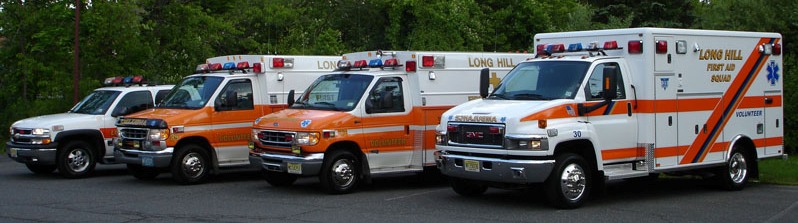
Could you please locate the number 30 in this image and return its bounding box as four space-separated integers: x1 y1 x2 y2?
573 131 582 138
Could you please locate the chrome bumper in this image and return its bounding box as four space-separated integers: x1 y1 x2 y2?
436 151 554 184
251 152 324 176
113 147 174 168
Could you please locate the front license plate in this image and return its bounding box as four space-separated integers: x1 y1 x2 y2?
141 156 154 167
464 160 480 172
287 162 302 174
9 148 18 158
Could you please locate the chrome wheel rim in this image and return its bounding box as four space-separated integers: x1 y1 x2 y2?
181 152 204 178
559 163 586 201
729 153 748 184
331 159 355 188
67 149 90 172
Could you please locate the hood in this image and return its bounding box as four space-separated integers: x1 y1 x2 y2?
443 99 553 122
122 108 211 127
253 109 355 131
11 113 102 129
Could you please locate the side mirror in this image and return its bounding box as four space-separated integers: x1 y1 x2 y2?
111 106 129 117
287 90 295 107
479 68 490 98
213 99 226 111
602 66 618 101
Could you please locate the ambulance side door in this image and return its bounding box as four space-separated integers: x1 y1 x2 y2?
211 78 258 166
361 76 414 170
584 60 639 163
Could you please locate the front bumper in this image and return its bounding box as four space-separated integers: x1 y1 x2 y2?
436 150 555 184
251 152 324 176
114 147 174 168
6 142 58 165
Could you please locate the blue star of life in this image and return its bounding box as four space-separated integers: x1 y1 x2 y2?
767 60 780 86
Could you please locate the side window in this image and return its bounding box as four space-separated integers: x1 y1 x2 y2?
366 77 404 114
215 79 254 111
584 62 626 101
154 90 170 105
112 91 154 117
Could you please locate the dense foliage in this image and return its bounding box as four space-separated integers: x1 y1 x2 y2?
0 0 795 153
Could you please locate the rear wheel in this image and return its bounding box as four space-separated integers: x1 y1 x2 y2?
171 144 210 185
26 163 56 174
262 171 298 187
127 164 159 180
545 153 591 209
449 177 487 197
719 148 751 191
57 140 96 178
319 150 359 194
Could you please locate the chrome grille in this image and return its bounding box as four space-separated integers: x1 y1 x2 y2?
447 123 504 148
257 130 295 148
10 128 42 144
120 128 148 140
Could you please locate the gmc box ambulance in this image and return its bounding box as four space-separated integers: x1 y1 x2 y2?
7 78 172 178
249 50 533 193
114 55 339 184
435 28 784 208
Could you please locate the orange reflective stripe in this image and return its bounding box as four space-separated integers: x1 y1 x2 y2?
601 147 645 160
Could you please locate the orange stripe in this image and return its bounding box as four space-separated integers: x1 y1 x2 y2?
601 147 644 160
100 127 118 138
681 38 772 164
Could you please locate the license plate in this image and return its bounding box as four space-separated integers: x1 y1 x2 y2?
141 156 154 167
464 160 480 172
287 162 302 174
9 148 18 158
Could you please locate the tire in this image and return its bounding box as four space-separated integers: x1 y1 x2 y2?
450 177 487 197
262 171 298 187
171 144 210 185
719 148 750 191
127 164 159 180
319 150 360 194
26 163 56 174
545 153 591 209
57 140 96 178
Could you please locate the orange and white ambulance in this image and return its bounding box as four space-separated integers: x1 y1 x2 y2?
435 28 785 208
249 50 532 193
114 55 339 184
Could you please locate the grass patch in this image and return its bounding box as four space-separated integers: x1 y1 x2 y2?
758 155 798 185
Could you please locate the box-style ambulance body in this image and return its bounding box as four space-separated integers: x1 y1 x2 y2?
249 51 532 193
435 28 784 208
114 55 339 184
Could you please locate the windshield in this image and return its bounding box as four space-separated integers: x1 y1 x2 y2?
70 90 121 115
490 61 590 100
292 74 374 111
158 76 224 109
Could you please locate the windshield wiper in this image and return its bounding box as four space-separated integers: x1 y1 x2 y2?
488 93 508 99
512 93 548 100
314 102 342 111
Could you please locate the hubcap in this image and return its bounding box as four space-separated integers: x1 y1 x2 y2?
729 153 748 184
67 149 90 172
330 159 354 188
181 153 205 178
559 163 586 201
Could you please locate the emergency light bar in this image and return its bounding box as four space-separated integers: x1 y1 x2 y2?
103 75 145 86
272 58 294 68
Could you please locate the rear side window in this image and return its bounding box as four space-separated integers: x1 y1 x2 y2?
112 91 154 117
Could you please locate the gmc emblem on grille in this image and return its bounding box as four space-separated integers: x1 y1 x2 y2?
465 131 484 139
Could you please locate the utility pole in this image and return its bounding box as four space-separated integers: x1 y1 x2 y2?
73 0 81 104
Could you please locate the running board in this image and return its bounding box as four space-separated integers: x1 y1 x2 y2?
604 162 651 180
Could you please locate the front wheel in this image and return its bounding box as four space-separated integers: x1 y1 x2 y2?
449 177 487 197
57 140 96 178
319 150 360 194
171 144 211 185
127 164 159 180
545 153 592 209
262 171 298 187
719 148 751 191
26 163 56 174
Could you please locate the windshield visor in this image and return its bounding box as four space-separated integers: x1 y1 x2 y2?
159 76 223 109
292 74 374 111
490 61 590 100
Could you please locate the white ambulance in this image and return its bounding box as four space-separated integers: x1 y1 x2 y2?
7 77 173 178
114 55 340 184
249 50 532 193
435 28 784 208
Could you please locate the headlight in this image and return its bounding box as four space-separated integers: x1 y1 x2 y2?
31 128 50 136
506 136 547 151
295 132 319 146
148 129 169 141
435 131 447 145
252 129 260 142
